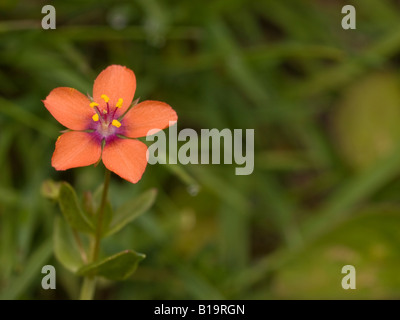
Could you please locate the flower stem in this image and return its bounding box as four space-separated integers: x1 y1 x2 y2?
79 168 111 300
80 276 96 300
92 168 111 262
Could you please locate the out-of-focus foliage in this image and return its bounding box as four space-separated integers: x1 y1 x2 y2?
2 0 400 299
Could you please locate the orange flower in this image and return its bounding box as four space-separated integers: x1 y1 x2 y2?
43 65 177 183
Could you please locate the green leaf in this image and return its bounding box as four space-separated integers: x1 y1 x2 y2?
54 216 85 273
77 250 145 281
104 189 157 237
58 182 95 233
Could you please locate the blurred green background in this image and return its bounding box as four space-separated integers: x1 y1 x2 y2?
2 0 400 299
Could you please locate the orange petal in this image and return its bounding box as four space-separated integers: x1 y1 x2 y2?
43 87 93 130
93 65 136 116
52 131 101 170
102 138 148 184
122 100 178 138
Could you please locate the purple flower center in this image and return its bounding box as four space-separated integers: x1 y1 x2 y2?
89 95 124 144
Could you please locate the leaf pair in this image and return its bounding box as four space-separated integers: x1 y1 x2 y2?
54 216 145 280
49 181 157 281
57 182 157 237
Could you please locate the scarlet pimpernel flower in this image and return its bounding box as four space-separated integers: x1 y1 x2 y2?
43 65 177 183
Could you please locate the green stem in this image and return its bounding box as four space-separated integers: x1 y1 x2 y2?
92 169 111 262
79 168 111 300
80 276 96 300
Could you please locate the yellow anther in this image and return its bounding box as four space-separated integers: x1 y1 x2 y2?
101 94 109 103
92 114 99 122
112 119 121 128
90 102 99 108
116 98 123 108
103 109 108 114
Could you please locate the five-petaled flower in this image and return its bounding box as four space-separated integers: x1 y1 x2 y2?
43 65 177 183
